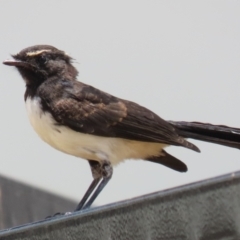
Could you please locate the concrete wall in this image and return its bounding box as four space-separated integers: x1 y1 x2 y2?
1 171 239 240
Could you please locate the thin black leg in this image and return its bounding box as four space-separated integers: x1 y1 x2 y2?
82 175 112 209
74 160 113 211
74 178 101 211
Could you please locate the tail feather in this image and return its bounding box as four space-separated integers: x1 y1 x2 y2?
169 121 240 150
146 150 188 172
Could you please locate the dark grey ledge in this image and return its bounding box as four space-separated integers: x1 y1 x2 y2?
1 171 240 240
0 175 77 230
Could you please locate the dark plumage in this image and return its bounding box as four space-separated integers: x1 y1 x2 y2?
3 45 240 212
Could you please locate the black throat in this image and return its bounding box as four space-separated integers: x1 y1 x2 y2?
23 64 78 101
22 70 47 100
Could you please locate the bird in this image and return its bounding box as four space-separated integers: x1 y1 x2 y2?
3 45 240 212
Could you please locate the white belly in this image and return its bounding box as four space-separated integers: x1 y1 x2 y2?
25 97 167 165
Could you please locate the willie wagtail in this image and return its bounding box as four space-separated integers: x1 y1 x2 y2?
3 45 240 211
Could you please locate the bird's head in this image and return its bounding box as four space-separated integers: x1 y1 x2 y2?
3 45 78 87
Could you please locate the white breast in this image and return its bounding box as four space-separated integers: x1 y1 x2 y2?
25 97 167 165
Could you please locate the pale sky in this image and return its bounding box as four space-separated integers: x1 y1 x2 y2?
1 1 240 207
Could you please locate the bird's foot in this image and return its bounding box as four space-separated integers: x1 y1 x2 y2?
45 211 72 219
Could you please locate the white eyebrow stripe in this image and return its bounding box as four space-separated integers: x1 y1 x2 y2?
26 49 52 56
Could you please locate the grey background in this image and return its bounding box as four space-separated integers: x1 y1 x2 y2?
0 1 240 207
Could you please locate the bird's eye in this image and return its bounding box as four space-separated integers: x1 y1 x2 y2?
38 55 48 65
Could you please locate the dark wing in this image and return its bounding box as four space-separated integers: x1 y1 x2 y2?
38 79 198 151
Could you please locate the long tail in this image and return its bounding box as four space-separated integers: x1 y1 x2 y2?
169 121 240 150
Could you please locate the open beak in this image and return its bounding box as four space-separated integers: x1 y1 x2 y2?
3 59 33 69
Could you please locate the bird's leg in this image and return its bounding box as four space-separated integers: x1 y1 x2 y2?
75 159 113 211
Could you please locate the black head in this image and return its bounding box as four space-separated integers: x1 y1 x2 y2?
3 45 78 87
